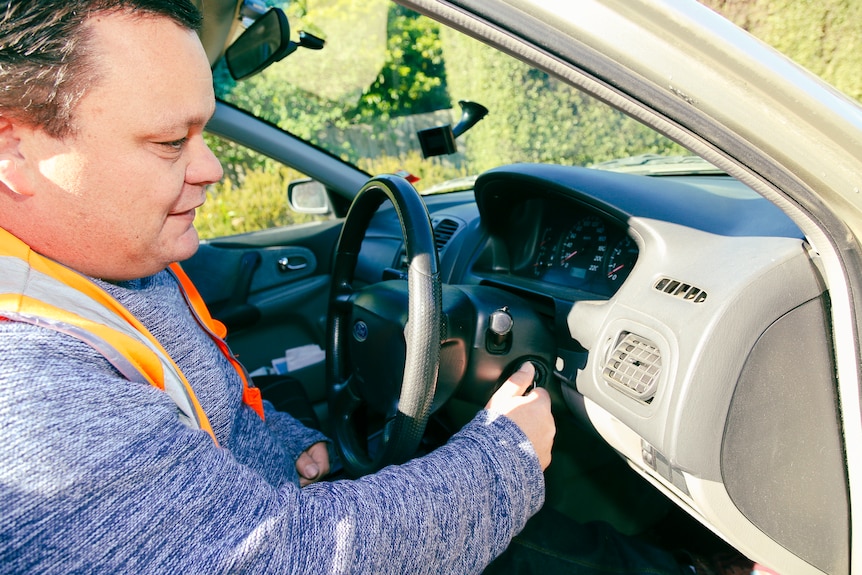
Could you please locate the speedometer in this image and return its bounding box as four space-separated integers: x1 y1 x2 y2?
557 215 607 282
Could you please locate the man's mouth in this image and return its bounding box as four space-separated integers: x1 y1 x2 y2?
168 207 197 221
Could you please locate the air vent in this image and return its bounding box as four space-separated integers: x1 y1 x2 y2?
393 218 461 274
654 277 707 303
433 218 460 251
602 332 661 402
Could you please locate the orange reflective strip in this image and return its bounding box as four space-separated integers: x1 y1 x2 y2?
169 263 265 421
0 228 219 444
0 294 166 390
0 228 158 351
169 262 228 339
243 385 265 419
28 254 151 337
3 294 219 444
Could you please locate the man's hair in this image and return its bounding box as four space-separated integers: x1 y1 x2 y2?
0 0 203 138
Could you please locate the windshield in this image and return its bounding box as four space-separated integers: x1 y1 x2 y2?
214 0 689 194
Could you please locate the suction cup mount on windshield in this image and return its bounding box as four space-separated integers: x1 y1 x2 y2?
417 100 489 158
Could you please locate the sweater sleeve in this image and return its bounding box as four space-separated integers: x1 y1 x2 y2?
291 410 545 574
262 399 330 461
0 325 544 575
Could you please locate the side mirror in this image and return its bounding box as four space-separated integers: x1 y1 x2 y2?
225 8 294 81
288 179 332 215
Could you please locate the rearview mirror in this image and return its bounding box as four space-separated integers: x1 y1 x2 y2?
225 8 295 81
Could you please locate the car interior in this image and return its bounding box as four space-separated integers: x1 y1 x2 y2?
185 1 853 573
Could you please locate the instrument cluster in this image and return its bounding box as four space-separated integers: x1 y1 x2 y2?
521 208 638 296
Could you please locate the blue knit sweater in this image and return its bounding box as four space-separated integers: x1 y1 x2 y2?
0 270 544 574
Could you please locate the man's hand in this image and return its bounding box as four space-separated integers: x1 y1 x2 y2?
485 362 555 470
296 441 331 487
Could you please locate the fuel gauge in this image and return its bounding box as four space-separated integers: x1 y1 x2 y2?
531 226 556 278
605 235 638 288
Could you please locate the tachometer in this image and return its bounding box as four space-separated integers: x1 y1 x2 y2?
558 215 607 282
605 235 638 287
531 226 555 278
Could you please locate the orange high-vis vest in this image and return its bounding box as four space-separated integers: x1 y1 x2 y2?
0 227 264 446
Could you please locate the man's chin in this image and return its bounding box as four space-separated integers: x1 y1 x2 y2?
171 231 201 263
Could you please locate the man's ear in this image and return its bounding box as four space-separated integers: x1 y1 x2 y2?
0 116 35 197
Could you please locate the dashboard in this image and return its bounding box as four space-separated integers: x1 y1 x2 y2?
355 162 844 574
366 162 807 305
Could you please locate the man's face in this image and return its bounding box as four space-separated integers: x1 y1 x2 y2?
14 12 223 281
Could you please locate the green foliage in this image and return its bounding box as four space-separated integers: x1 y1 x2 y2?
207 1 693 240
204 133 279 188
198 170 325 239
356 150 468 192
197 135 326 239
216 0 449 166
701 0 862 102
350 6 449 121
216 59 347 141
204 0 862 241
441 28 684 171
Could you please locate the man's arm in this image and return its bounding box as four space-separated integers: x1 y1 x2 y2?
1 325 546 575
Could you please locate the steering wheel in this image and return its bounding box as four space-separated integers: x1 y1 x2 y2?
327 175 442 477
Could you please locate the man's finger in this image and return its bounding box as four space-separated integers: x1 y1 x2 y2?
307 442 331 476
296 451 320 480
496 362 536 397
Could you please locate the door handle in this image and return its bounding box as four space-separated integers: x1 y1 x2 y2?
277 256 308 272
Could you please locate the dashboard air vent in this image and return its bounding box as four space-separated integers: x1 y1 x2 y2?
654 277 707 303
602 332 661 402
433 218 460 251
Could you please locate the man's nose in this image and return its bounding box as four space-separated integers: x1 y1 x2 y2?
187 135 224 186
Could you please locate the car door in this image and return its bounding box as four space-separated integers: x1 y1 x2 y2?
182 219 340 428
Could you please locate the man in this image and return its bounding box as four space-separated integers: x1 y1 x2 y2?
0 1 555 573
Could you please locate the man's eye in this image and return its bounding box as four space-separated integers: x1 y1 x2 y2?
161 138 187 150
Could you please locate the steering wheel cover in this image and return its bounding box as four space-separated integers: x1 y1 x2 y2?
327 175 441 476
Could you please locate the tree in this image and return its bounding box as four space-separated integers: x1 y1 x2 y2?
349 5 450 122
